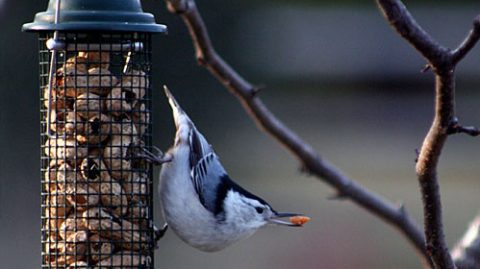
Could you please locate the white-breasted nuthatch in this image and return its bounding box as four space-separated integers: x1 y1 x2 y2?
144 87 309 252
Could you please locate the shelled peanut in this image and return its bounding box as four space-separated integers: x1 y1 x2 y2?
43 51 152 267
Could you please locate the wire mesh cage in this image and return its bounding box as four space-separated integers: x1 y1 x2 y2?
39 32 155 268
23 1 166 267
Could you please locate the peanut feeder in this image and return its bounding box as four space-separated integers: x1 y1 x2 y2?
23 0 166 267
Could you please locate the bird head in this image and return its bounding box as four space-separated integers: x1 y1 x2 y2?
222 190 307 234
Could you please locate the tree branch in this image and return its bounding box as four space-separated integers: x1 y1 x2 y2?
416 73 455 269
451 16 480 65
447 119 480 137
162 0 430 267
375 0 449 69
453 215 480 269
377 1 480 268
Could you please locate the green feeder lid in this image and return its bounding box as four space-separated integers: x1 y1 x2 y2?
22 0 167 33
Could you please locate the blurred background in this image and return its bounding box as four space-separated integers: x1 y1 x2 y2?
1 0 480 268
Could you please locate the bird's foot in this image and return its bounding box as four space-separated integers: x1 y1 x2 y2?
137 146 172 165
154 223 169 248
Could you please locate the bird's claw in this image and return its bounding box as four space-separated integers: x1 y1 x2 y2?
137 146 172 165
154 223 169 248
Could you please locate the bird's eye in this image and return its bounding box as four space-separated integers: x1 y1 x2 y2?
255 207 264 214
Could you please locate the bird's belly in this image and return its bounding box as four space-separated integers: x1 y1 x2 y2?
159 158 228 251
159 165 255 250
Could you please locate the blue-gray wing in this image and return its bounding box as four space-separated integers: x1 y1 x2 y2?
188 128 228 214
191 153 228 214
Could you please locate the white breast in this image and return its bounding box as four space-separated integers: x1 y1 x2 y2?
159 145 238 251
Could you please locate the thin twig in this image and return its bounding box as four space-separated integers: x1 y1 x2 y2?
451 16 480 65
452 215 480 269
377 1 480 268
375 0 449 69
447 120 480 137
162 0 429 267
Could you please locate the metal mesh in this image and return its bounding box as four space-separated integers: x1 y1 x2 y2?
39 32 154 268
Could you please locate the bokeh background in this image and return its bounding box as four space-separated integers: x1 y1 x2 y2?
1 0 480 268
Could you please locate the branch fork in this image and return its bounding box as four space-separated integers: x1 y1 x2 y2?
377 1 480 268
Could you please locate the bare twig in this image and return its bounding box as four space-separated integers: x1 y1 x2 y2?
375 0 449 69
447 119 480 137
162 0 430 267
377 1 480 268
451 16 480 65
453 215 480 269
450 126 480 136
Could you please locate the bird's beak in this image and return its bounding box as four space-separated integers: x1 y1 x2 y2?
268 212 310 227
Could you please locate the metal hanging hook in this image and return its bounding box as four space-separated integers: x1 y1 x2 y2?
46 0 64 138
123 33 142 74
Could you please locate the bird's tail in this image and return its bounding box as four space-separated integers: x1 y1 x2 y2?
163 85 212 156
163 86 192 140
164 85 182 114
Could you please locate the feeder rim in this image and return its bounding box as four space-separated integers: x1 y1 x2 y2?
22 22 168 33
